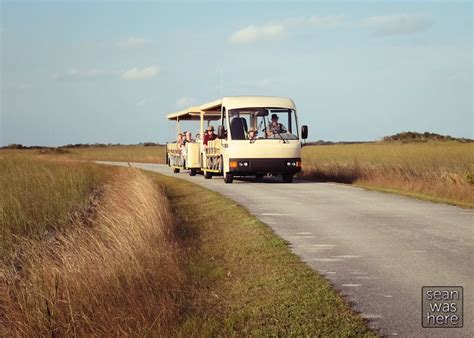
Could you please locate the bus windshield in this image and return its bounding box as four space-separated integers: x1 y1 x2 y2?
228 108 299 141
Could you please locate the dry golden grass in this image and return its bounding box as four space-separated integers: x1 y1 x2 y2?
0 145 165 164
0 155 105 254
0 153 374 335
1 167 185 336
63 145 165 163
300 142 474 207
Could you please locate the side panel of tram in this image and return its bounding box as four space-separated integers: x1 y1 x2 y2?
166 138 224 176
165 108 223 176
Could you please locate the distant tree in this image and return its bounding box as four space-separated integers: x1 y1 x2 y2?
143 142 159 147
5 144 24 149
383 131 471 143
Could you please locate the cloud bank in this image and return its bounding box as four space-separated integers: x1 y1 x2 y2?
362 14 433 36
229 15 344 44
121 66 160 80
229 24 285 44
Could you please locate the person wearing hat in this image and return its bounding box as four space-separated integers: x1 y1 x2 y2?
266 114 287 136
203 125 217 146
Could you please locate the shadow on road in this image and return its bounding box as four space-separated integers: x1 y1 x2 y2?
232 176 316 184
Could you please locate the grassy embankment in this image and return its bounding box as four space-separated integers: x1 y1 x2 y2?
0 154 374 336
154 173 373 336
301 142 474 208
0 156 105 254
1 156 184 335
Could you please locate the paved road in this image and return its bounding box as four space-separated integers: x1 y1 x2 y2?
100 162 473 337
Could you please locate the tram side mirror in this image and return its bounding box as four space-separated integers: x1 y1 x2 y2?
301 125 308 140
217 125 226 139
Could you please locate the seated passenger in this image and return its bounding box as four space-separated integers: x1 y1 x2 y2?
183 131 193 145
248 127 258 141
203 126 217 146
266 114 287 136
177 133 185 149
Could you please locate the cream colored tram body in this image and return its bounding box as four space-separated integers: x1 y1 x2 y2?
166 96 308 183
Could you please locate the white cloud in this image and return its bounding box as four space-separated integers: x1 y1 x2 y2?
285 15 345 28
229 24 285 44
229 15 344 44
53 68 105 81
362 14 433 36
176 97 196 107
117 37 151 48
121 66 160 80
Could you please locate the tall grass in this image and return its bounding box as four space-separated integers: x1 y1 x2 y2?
64 145 165 163
0 154 374 335
1 169 184 336
301 142 474 207
0 156 105 253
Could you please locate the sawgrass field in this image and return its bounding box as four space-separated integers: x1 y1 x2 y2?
65 145 165 163
0 139 470 334
300 141 473 208
0 152 374 336
16 139 471 207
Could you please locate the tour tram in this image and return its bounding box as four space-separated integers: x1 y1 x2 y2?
166 96 308 183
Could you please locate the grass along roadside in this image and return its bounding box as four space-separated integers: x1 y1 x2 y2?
301 142 474 208
0 156 107 255
152 172 375 336
1 153 374 335
1 168 185 336
4 140 470 207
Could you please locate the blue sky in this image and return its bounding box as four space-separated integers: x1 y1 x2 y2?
1 0 472 146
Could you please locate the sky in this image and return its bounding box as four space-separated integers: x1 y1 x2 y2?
0 0 472 146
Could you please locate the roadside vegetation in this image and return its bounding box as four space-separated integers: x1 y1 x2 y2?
0 155 105 254
2 132 471 208
155 173 374 336
1 158 184 336
301 141 474 208
1 153 374 336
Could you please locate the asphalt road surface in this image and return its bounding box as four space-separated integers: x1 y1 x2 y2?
100 162 473 337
